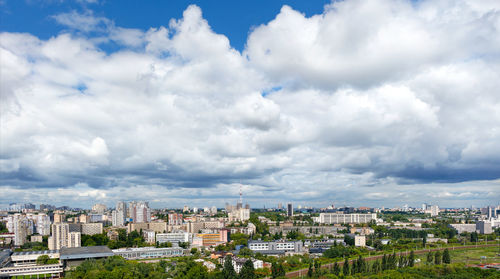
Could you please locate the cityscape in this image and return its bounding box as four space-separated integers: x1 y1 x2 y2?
1 0 500 278
0 196 499 278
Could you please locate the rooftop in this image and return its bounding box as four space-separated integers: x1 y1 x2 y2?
60 246 113 260
12 250 58 256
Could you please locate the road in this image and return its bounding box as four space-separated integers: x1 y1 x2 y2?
285 244 498 278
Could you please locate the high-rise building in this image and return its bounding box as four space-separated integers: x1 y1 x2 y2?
278 203 282 210
49 223 69 250
53 212 65 223
129 201 151 223
35 213 51 236
68 232 81 248
13 214 28 246
210 206 217 215
287 203 293 217
112 201 126 227
430 205 439 216
92 203 107 214
168 213 183 226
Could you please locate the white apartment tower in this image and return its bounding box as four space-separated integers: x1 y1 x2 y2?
48 223 69 250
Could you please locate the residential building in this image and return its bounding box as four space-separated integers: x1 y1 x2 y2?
354 235 366 247
168 213 183 226
232 257 264 273
142 230 156 244
287 203 293 217
48 223 69 250
112 201 126 227
34 214 51 236
92 204 107 214
68 232 81 248
81 223 103 235
128 201 151 223
13 214 29 246
228 208 250 222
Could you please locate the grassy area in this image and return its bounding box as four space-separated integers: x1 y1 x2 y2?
450 246 500 265
413 246 500 266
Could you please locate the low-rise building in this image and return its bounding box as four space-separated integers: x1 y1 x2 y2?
248 240 303 254
318 213 377 224
449 224 476 234
156 232 193 245
112 247 184 259
232 257 263 273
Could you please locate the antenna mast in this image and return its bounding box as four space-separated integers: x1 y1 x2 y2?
239 183 243 205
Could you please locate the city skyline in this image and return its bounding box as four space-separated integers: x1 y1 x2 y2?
1 0 500 209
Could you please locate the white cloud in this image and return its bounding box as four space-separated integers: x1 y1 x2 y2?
1 0 500 207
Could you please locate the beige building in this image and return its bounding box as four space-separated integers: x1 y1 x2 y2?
81 223 103 235
53 213 65 223
30 235 43 243
354 235 366 247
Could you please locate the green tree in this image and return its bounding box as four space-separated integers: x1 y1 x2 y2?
442 248 451 264
36 255 50 265
222 255 236 279
343 258 350 276
409 250 415 267
371 259 381 273
239 247 253 257
426 252 434 265
434 251 442 265
332 261 340 276
381 254 387 271
239 259 255 279
307 262 313 277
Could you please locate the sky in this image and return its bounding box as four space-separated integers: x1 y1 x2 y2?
0 0 499 209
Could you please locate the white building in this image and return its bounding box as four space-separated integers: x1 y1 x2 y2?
48 223 69 250
35 214 51 236
232 257 264 273
142 230 156 244
318 213 377 224
68 232 81 248
430 205 439 217
156 232 193 244
92 204 107 214
228 208 250 222
13 214 29 246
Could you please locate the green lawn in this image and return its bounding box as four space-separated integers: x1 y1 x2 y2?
414 246 500 266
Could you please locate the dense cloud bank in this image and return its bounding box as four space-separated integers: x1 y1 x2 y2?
1 0 499 207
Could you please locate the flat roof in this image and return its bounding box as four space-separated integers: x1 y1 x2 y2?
60 246 113 260
12 250 58 256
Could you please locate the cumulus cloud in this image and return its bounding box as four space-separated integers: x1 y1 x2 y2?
1 1 499 207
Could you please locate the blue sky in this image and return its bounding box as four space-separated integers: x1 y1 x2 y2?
1 0 329 51
0 0 499 209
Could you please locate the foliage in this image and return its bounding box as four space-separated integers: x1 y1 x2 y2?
442 248 451 264
222 255 236 279
21 241 48 251
240 259 256 279
0 222 8 233
65 255 221 279
36 255 58 265
82 233 109 247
